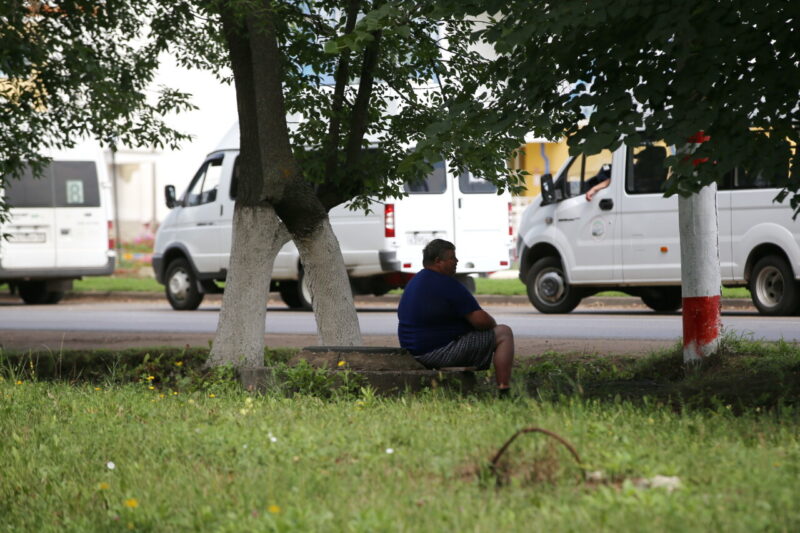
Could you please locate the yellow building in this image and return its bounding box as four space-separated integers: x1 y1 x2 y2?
512 136 572 198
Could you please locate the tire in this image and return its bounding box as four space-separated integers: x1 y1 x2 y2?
525 257 582 313
18 281 62 305
278 270 313 310
749 255 799 316
165 258 204 311
640 287 682 312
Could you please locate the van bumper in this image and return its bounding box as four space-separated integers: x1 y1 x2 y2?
379 250 401 271
0 257 116 280
152 254 164 283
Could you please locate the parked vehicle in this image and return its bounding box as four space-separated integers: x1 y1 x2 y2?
152 128 514 310
0 143 116 304
516 141 800 315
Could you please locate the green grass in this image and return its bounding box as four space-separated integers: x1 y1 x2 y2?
73 276 162 292
55 275 752 299
2 380 799 531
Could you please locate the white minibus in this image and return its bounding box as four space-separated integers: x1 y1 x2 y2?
516 141 800 315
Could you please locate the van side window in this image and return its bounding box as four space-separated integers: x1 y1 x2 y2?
184 157 224 206
53 162 100 207
626 144 670 194
733 168 777 189
556 151 613 199
403 160 446 194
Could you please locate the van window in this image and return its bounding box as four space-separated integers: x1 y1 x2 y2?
458 171 497 194
557 150 613 199
230 156 240 199
626 144 670 194
404 160 446 194
53 162 100 207
184 157 224 206
3 161 99 208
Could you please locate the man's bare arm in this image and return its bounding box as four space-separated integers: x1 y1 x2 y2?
465 309 497 331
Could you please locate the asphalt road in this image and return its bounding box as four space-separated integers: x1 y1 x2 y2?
1 295 797 354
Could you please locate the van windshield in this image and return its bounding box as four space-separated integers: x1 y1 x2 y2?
4 162 100 208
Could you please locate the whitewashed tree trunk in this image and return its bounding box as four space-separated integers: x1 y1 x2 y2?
678 183 722 363
294 218 362 345
207 204 289 368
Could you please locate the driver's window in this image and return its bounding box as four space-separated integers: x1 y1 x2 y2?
184 157 223 207
557 150 613 199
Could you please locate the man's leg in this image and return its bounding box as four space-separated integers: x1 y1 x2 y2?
492 324 514 389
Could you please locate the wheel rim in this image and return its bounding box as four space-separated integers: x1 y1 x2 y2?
755 265 784 308
168 269 191 302
535 268 566 304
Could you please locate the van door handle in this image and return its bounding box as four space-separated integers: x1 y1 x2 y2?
599 198 614 211
458 198 462 208
196 222 214 226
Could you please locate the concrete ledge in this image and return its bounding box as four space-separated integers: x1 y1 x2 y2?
240 345 481 395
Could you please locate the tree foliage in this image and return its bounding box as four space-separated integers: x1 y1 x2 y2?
443 0 800 215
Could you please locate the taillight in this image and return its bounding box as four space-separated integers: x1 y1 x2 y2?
107 220 115 250
508 202 513 236
384 204 395 238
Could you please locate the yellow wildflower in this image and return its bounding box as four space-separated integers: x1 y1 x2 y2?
173 391 179 395
98 482 110 490
268 504 281 514
94 387 102 391
148 386 155 391
15 380 23 385
209 393 216 398
175 361 183 367
124 498 139 508
146 376 155 381
337 360 346 367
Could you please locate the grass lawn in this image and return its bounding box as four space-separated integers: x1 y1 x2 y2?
2 379 799 531
67 275 752 299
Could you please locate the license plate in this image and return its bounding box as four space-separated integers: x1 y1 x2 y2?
406 231 443 246
8 232 46 243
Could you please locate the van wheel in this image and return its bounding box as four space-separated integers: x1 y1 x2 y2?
165 258 204 311
278 272 313 311
749 255 799 316
525 257 582 313
640 287 682 312
18 281 63 305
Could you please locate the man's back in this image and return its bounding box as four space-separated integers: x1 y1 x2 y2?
397 269 479 355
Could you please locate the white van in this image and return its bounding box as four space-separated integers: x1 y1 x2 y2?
516 141 800 316
152 130 514 310
1 144 116 304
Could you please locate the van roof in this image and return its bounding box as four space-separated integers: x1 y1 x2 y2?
213 116 304 153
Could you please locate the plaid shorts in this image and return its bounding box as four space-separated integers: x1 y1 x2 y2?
414 329 496 370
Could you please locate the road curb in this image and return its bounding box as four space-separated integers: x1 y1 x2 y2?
19 290 756 311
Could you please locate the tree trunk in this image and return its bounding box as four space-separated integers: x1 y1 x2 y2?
207 204 289 368
294 218 363 346
679 183 722 363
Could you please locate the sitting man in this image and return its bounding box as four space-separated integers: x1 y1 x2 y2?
397 239 514 394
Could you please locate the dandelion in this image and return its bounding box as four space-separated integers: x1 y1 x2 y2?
15 380 23 385
337 360 346 367
146 376 155 381
124 498 139 509
148 386 155 391
267 504 281 514
98 482 110 490
106 461 116 470
175 361 183 367
385 448 395 454
172 391 179 395
159 394 165 399
94 387 102 391
209 393 216 398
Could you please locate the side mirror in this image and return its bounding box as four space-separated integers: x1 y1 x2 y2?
165 185 177 209
540 173 556 205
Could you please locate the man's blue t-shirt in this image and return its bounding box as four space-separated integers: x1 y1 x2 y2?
397 269 481 355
